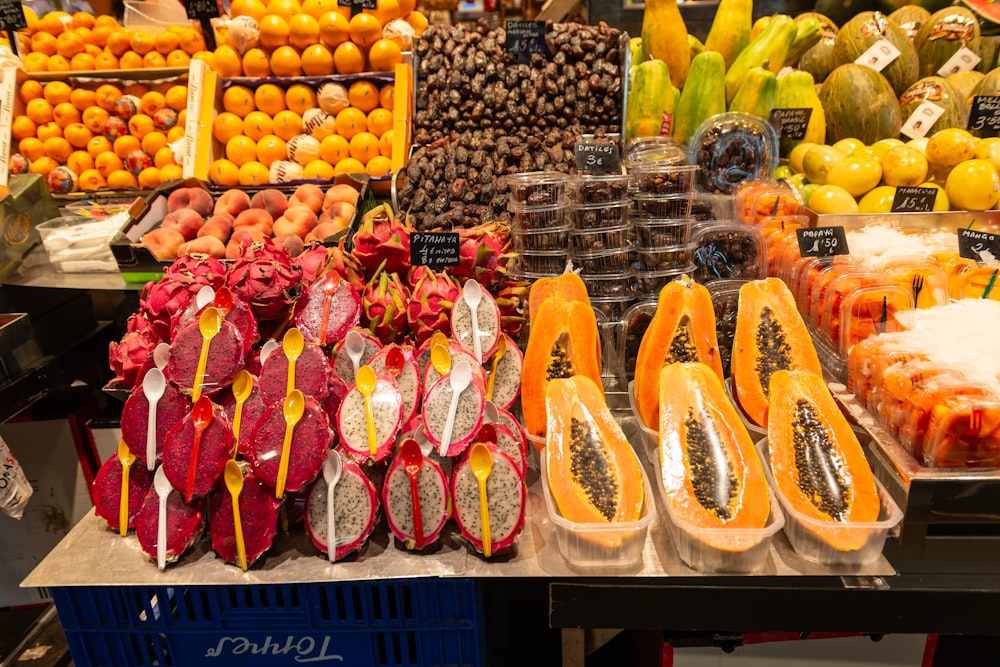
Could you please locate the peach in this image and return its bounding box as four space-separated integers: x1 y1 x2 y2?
226 227 268 259
160 208 204 240
323 201 357 225
288 183 324 213
198 213 234 242
167 186 214 216
273 205 318 239
143 227 186 261
322 183 360 210
249 188 288 219
305 220 347 244
273 233 305 257
178 235 226 259
214 188 251 217
233 208 274 229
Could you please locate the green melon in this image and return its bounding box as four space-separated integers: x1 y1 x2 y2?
797 13 839 84
819 63 902 143
899 76 969 133
833 11 920 95
977 36 1000 75
816 0 878 28
888 5 932 41
948 69 985 102
878 0 955 13
972 66 1000 96
915 7 981 78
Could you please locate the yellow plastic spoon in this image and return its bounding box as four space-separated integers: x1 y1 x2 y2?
191 307 221 403
283 327 304 399
275 389 305 498
469 442 493 558
430 341 451 377
485 335 507 402
356 365 379 458
230 371 253 459
224 459 248 572
117 440 135 538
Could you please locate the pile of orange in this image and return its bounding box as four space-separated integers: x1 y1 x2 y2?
211 0 425 77
11 78 189 191
207 78 394 186
16 10 213 73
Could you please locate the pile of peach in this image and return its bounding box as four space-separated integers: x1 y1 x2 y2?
142 181 360 261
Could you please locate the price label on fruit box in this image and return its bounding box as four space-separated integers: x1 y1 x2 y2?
891 186 938 213
574 142 620 175
506 20 546 64
0 0 26 31
958 228 1000 263
769 108 813 141
796 226 850 258
855 38 901 72
185 0 220 19
900 101 946 139
411 232 460 269
968 96 1000 138
938 47 981 77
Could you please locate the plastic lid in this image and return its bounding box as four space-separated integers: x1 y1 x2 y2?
690 112 779 195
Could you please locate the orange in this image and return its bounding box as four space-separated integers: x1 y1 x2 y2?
223 85 256 117
368 38 402 71
114 135 141 159
319 134 349 163
89 24 114 47
272 110 303 141
179 28 206 54
38 11 71 35
379 83 394 110
78 169 107 191
53 102 80 128
178 109 188 126
405 10 428 36
86 136 113 158
259 14 290 49
366 154 391 179
154 146 177 168
95 151 124 177
30 156 59 176
318 11 349 47
119 50 144 69
71 11 94 29
366 107 393 137
128 30 155 55
270 45 302 77
242 48 272 77
165 85 188 112
55 29 84 57
83 43 103 57
143 51 167 68
43 136 73 162
43 80 72 105
303 159 334 180
167 125 185 142
69 52 96 71
348 13 382 49
94 51 119 70
70 88 96 112
138 166 163 189
243 110 274 141
301 43 334 76
166 50 191 67
213 111 245 143
22 53 49 73
397 0 415 14
95 84 122 111
226 134 257 166
238 160 270 186
82 106 110 134
11 116 37 142
266 0 303 21
333 40 364 74
160 164 183 181
36 121 62 142
140 91 167 116
141 131 168 156
254 83 286 116
128 114 155 140
288 13 320 49
67 150 95 174
334 106 366 140
19 138 46 162
213 44 243 77
107 169 138 189
31 31 58 55
26 98 54 124
302 0 335 19
348 81 379 113
333 156 365 176
232 0 269 21
94 15 120 28
365 0 401 25
123 82 149 98
63 123 93 148
154 31 180 54
285 83 317 115
72 26 92 42
256 134 288 166
379 128 393 157
349 131 379 164
106 28 131 56
209 158 241 185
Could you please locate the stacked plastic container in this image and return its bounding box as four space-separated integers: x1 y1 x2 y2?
507 172 571 278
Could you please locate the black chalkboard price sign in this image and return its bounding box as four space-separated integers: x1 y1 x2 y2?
891 185 938 213
410 232 460 269
969 95 1000 138
0 0 26 31
574 142 621 175
796 226 850 258
958 227 1000 262
505 20 546 64
769 108 812 141
185 0 219 50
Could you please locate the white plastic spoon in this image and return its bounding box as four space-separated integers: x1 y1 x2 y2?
344 330 365 380
259 339 280 365
438 361 472 458
195 285 215 310
142 368 165 471
463 280 484 364
153 467 171 572
153 342 170 370
323 449 343 563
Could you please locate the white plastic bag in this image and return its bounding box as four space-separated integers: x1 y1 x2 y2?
0 435 32 519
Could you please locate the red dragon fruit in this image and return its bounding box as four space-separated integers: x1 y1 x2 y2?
92 451 154 532
350 203 411 277
330 329 381 387
304 455 378 560
327 241 365 290
170 289 259 357
451 442 526 556
226 238 304 321
247 394 332 495
165 317 246 397
258 339 332 405
121 378 190 468
161 400 235 500
109 312 158 390
406 266 461 347
293 274 362 348
451 222 514 290
209 470 282 568
298 243 332 288
219 378 267 459
140 255 227 341
135 483 206 566
361 265 410 343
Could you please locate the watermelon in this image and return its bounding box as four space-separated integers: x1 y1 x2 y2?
899 76 969 133
915 7 981 79
819 64 902 143
797 13 839 84
888 5 932 42
833 11 920 96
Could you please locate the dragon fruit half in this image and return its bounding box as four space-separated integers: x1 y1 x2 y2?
331 329 381 387
165 317 246 397
450 280 501 363
293 274 362 348
350 203 411 277
361 266 410 343
209 470 282 568
486 333 523 411
226 238 303 321
248 394 332 495
451 443 526 556
406 266 461 348
120 378 190 468
422 342 487 400
109 312 158 390
219 378 266 459
421 370 486 457
92 451 154 532
368 344 419 426
304 456 379 560
171 289 259 357
452 222 514 290
381 443 450 550
258 339 332 406
161 400 235 500
135 483 206 565
336 372 403 464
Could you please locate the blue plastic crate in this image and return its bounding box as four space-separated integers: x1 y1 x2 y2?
51 578 484 667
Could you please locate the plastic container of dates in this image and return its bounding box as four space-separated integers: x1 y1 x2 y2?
691 112 779 195
580 271 636 298
622 137 690 169
510 251 569 276
503 171 569 206
632 217 693 247
589 295 637 322
634 193 695 219
708 280 744 379
691 193 736 224
570 224 631 253
621 299 658 385
629 164 699 196
508 202 568 231
568 201 631 230
634 242 697 272
633 263 697 297
572 247 633 274
568 173 632 204
512 225 572 252
691 223 768 284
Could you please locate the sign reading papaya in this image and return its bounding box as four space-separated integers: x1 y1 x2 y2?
0 0 27 31
505 20 546 64
796 226 849 258
574 142 620 175
410 232 460 269
968 96 1000 138
769 108 812 142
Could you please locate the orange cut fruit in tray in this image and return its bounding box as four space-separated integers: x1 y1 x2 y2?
348 80 379 113
223 86 257 117
272 110 303 141
301 43 334 76
318 11 349 47
348 13 382 49
243 48 272 77
254 84 286 116
333 40 364 74
256 134 288 166
270 45 302 77
319 134 349 163
259 14 290 49
285 83 317 115
243 111 274 141
213 111 245 144
19 138 46 163
366 107 393 137
288 13 320 50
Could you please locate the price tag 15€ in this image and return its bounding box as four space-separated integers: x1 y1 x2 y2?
796 226 850 258
900 101 946 139
855 38 901 72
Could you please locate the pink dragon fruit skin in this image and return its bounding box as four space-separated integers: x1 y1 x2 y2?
298 243 332 288
304 456 378 560
226 238 304 322
368 344 419 426
248 394 332 495
92 452 154 532
135 483 207 565
495 405 528 458
406 266 461 348
422 342 487 401
161 402 235 499
171 293 259 357
361 267 410 343
336 373 403 464
109 313 158 390
350 204 412 277
487 333 523 411
141 255 227 341
490 421 526 477
219 379 266 459
381 449 450 550
450 282 501 362
450 442 526 556
421 372 486 457
121 378 190 467
322 374 350 427
209 471 281 567
165 317 246 397
451 222 514 290
293 276 362 348
328 242 365 291
330 329 381 386
258 340 332 406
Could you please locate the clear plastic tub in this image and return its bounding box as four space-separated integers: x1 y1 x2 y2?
690 193 736 224
579 271 635 297
508 203 568 231
692 223 767 284
512 225 571 252
123 0 190 33
632 218 693 247
635 242 696 271
621 300 658 384
735 180 802 224
568 201 631 230
589 295 636 322
634 193 695 219
568 173 632 204
633 264 697 296
922 394 1000 468
691 113 780 195
570 224 630 252
540 454 656 571
503 171 569 206
881 259 949 310
837 285 914 355
630 164 699 196
959 265 1000 301
572 247 633 274
37 214 121 273
627 381 658 459
622 137 690 172
758 438 903 567
708 280 743 379
510 251 569 276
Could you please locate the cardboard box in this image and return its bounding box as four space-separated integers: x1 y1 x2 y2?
0 174 60 284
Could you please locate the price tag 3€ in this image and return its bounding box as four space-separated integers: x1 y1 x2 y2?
855 38 901 72
901 101 946 139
